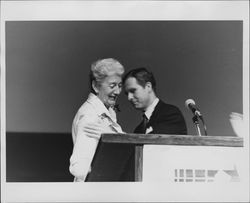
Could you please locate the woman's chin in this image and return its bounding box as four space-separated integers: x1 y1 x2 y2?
110 102 116 107
105 101 116 108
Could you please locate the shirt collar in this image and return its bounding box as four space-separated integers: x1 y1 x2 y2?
86 93 117 122
144 97 159 120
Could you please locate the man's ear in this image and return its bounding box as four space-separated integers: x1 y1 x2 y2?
145 82 153 91
92 81 99 94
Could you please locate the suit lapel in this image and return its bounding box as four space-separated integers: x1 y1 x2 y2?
147 100 163 127
134 100 164 133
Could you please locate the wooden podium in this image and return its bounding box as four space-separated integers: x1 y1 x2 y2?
87 133 243 182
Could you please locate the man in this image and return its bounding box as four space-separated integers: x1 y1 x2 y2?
119 67 187 181
123 67 187 135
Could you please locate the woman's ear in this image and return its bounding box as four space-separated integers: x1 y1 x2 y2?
92 81 99 94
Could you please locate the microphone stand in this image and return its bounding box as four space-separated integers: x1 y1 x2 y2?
199 115 208 136
192 115 202 136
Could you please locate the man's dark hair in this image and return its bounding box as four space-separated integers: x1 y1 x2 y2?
123 67 156 91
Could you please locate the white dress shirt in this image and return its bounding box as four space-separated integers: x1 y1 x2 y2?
69 93 123 182
144 98 159 134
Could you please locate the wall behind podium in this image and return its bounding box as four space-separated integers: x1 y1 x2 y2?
5 21 243 181
6 21 242 135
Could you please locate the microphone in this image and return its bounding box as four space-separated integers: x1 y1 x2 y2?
185 99 202 117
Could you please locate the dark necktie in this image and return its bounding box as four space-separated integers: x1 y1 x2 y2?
141 114 148 134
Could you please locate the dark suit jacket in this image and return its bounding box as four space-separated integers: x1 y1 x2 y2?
134 100 187 135
120 100 187 181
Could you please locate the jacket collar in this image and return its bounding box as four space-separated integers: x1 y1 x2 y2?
86 93 117 122
144 98 159 120
147 100 164 125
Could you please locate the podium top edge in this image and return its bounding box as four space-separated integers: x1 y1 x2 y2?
101 133 243 147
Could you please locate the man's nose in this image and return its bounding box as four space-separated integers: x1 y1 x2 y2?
127 92 133 101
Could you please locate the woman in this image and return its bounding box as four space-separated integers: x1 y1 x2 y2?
69 58 125 182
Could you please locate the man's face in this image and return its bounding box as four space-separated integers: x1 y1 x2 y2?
124 77 150 111
95 74 122 108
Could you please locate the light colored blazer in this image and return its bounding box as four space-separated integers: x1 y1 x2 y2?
69 93 123 182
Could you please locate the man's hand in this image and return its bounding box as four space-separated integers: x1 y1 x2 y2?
82 123 113 139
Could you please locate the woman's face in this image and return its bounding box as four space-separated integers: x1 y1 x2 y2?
94 74 122 108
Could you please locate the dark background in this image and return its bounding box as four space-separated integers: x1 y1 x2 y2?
6 21 243 181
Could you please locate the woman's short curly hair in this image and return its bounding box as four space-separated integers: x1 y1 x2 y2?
89 58 125 93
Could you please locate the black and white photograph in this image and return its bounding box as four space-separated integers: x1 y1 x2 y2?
1 1 249 202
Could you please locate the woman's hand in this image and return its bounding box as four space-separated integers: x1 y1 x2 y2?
82 122 113 139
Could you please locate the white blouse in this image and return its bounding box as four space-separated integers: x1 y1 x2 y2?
69 93 123 182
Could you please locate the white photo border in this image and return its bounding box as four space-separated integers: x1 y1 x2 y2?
1 1 249 202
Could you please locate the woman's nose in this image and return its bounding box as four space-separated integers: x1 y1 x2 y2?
113 86 122 95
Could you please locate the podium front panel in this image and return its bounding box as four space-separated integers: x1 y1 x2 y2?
86 142 134 181
143 145 245 182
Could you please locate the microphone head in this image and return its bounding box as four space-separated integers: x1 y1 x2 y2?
185 99 195 108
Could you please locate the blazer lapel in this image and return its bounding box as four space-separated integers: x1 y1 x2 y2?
147 100 163 127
